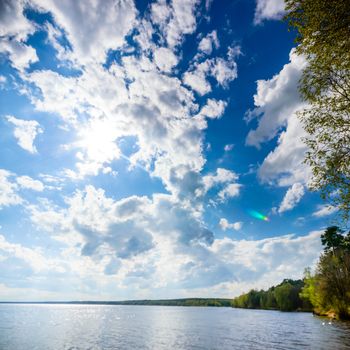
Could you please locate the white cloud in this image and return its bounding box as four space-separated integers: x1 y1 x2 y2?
202 168 238 194
224 144 234 152
27 64 129 124
183 61 212 95
153 47 179 73
246 49 311 188
0 0 330 300
0 234 62 273
219 218 242 231
0 39 38 71
211 57 237 87
246 49 306 148
151 0 171 26
7 2 237 193
218 183 241 201
17 176 44 192
258 114 310 186
6 115 43 153
254 0 286 25
197 98 227 119
0 0 35 41
312 204 338 218
0 1 38 71
198 30 219 55
31 0 137 64
151 0 200 48
183 52 238 95
278 182 305 214
0 170 22 209
28 185 215 279
25 184 323 296
26 53 203 181
208 230 322 295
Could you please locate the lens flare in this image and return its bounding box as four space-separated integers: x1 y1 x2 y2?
248 210 269 222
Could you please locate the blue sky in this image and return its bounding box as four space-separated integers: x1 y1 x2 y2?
0 0 338 301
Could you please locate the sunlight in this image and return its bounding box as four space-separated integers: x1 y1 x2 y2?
76 119 121 164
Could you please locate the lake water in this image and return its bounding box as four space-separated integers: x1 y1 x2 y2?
0 304 350 349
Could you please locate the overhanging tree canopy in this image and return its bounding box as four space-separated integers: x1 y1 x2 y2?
285 0 350 221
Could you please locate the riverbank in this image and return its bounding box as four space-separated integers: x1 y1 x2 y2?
0 298 233 307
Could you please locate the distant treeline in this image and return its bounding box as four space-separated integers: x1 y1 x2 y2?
117 298 232 307
1 298 232 307
231 279 311 312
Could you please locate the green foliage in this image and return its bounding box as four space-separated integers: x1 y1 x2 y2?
300 226 350 319
285 0 350 221
299 268 323 311
231 279 307 312
275 282 301 311
321 226 345 254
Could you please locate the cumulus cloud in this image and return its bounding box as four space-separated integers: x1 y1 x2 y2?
5 1 239 190
218 183 241 201
0 170 22 209
198 30 219 55
0 234 61 273
151 0 200 48
153 47 179 72
278 182 305 214
254 0 286 25
219 218 242 231
246 50 306 148
0 170 47 209
258 114 310 187
197 98 227 119
246 49 311 190
0 40 38 71
0 1 38 72
205 230 322 296
312 204 338 218
183 60 212 95
6 116 43 153
183 48 238 95
26 183 323 295
31 0 137 64
0 0 35 41
202 168 238 194
28 185 215 277
17 176 44 191
0 0 325 299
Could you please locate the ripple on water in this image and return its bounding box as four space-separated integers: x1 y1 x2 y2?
0 305 350 350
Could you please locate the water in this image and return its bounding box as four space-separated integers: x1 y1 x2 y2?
0 304 350 349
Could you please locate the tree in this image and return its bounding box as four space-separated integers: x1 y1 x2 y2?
317 251 350 318
321 226 344 255
301 226 350 319
274 280 304 311
285 0 350 220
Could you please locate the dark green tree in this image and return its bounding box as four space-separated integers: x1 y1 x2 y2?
285 0 350 220
321 226 345 255
232 280 305 312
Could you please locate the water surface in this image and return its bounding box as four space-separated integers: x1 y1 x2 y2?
1 304 350 349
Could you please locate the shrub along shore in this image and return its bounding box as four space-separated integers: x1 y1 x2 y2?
232 227 350 320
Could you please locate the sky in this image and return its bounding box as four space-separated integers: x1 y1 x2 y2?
0 0 339 301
